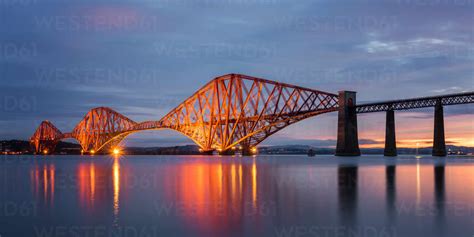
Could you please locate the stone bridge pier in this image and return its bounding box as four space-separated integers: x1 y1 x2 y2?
336 91 361 156
384 109 397 157
336 92 452 157
432 101 447 156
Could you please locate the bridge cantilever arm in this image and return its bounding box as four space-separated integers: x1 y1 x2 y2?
30 74 340 153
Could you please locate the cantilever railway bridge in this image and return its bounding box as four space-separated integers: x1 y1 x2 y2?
31 73 474 156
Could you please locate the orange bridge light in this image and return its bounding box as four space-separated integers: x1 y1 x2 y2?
113 148 121 156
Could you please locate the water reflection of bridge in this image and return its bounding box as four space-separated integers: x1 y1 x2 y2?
30 159 121 224
337 161 448 233
29 158 260 235
29 158 468 236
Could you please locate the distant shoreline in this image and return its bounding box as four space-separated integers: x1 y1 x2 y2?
1 139 473 156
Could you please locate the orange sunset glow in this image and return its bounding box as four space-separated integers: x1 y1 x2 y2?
358 112 473 148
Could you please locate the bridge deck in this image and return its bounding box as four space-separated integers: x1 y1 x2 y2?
356 92 474 113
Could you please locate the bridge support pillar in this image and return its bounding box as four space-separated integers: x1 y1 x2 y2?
433 101 447 157
219 149 235 156
241 147 255 156
336 91 360 156
200 150 214 155
32 140 59 155
384 109 397 157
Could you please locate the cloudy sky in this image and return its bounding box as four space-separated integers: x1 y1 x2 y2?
0 0 473 148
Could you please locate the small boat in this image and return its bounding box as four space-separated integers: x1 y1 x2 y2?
307 148 316 157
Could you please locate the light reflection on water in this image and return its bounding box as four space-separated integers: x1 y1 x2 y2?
113 158 120 226
0 155 473 237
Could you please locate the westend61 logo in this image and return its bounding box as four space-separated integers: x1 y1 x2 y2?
34 15 162 32
153 41 277 59
149 0 280 7
35 68 163 88
0 42 37 59
396 0 474 5
0 0 38 6
274 15 399 32
274 226 397 237
269 66 400 85
396 201 474 218
33 226 162 237
154 201 277 217
0 96 37 112
0 201 37 217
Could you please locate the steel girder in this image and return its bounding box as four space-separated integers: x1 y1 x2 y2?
356 92 474 113
30 121 63 154
157 74 339 151
70 107 138 152
30 74 339 153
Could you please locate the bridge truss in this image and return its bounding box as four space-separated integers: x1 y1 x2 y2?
30 74 339 154
356 92 474 113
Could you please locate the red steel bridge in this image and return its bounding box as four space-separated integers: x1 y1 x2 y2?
30 74 474 156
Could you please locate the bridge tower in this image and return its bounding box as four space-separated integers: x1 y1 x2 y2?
433 100 447 157
336 91 360 156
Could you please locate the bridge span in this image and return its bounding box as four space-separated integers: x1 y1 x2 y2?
336 91 473 157
31 74 339 156
30 73 473 156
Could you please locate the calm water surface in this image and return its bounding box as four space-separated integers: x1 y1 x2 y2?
0 155 473 237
